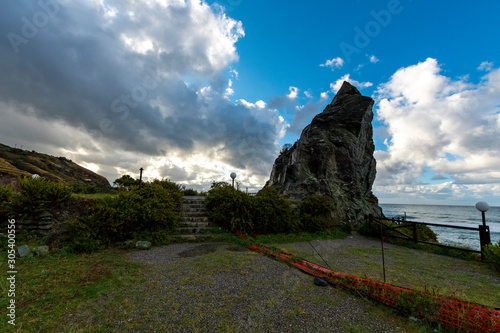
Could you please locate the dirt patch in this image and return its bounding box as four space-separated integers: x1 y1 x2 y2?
177 243 221 258
226 246 250 252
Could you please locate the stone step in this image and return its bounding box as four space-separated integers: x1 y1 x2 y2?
173 227 218 235
178 221 210 227
171 234 219 240
175 196 218 240
181 205 206 211
181 211 208 217
183 196 207 204
180 216 209 223
181 212 208 217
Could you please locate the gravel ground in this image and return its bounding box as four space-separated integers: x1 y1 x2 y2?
125 234 417 332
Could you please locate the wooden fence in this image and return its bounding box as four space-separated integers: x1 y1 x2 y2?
368 215 491 260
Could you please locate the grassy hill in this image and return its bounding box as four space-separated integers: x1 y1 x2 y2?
0 143 110 191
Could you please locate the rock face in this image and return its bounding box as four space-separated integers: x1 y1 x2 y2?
265 81 382 226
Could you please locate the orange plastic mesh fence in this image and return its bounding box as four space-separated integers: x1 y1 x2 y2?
243 240 500 332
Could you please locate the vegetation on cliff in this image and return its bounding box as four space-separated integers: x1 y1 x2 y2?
0 143 110 192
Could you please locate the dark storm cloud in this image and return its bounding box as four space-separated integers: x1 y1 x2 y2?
0 0 282 178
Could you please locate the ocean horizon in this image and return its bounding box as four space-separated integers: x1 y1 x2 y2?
379 203 500 251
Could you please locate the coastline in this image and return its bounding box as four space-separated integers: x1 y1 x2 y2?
380 203 500 251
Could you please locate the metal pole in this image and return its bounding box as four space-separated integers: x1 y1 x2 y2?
139 168 143 188
479 225 491 261
482 211 486 226
380 223 386 283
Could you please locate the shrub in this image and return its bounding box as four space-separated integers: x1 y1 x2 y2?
483 240 500 272
206 187 336 235
205 185 253 233
253 187 295 234
14 176 72 218
113 175 139 190
0 185 15 221
182 188 200 196
358 218 437 242
66 179 183 252
298 195 334 233
70 183 100 194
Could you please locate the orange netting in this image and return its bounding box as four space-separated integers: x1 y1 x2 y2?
240 235 500 332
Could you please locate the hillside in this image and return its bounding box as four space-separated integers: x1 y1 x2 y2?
0 143 110 190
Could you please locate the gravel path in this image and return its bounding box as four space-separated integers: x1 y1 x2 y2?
126 234 416 332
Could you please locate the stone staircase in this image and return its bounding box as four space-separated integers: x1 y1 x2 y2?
174 196 220 240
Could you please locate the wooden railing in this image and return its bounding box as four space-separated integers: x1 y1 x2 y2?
368 215 492 260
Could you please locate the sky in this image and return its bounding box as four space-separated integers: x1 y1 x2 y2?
1 0 500 206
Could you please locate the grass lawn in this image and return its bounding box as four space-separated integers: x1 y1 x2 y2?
278 238 500 308
0 249 144 332
1 233 498 332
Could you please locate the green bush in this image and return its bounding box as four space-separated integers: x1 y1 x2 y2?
206 187 338 235
253 187 295 234
13 176 72 218
182 188 200 196
298 195 334 233
66 179 183 252
70 183 100 194
205 185 253 233
483 240 500 271
0 185 15 221
358 218 437 242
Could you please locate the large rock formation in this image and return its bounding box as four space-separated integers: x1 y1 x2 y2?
265 81 382 226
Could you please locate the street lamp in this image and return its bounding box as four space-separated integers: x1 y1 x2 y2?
230 172 236 188
139 168 144 188
475 201 490 226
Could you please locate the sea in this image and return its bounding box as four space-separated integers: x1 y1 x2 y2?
379 204 500 251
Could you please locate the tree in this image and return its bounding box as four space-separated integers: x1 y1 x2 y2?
113 175 139 190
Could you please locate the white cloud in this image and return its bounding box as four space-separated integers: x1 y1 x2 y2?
320 57 345 71
478 61 494 71
330 74 373 93
287 86 299 99
230 68 239 78
368 54 379 63
0 0 283 192
373 58 500 204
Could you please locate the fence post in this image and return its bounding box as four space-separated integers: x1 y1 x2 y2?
380 222 386 283
479 225 491 261
412 223 418 243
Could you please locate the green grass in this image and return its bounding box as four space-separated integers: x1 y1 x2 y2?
278 241 500 308
1 232 498 332
212 229 348 246
0 249 144 332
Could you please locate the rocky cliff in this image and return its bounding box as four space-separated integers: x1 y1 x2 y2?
265 81 382 226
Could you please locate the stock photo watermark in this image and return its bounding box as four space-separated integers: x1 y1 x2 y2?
7 0 69 54
90 66 164 139
216 0 243 12
340 0 414 63
6 219 17 326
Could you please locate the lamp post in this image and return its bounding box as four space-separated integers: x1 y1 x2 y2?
139 168 144 188
475 201 489 226
475 201 491 261
230 172 236 188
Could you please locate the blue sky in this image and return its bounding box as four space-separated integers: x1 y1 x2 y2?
1 0 499 206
